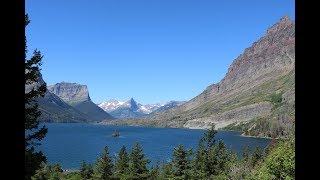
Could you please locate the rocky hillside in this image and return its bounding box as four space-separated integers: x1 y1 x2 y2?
103 16 295 138
26 75 91 122
98 98 185 119
48 82 114 122
37 91 90 122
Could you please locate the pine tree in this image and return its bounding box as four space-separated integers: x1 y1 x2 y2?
148 162 160 180
191 148 206 179
128 142 150 179
159 162 174 180
192 125 217 179
114 145 129 179
199 125 217 150
171 144 192 179
80 160 93 180
211 140 229 176
205 141 223 176
25 14 48 180
93 145 114 179
31 163 63 180
86 163 94 179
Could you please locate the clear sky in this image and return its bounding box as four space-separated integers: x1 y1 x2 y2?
26 0 295 104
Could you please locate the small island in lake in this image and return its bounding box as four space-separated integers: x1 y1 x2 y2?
112 130 120 137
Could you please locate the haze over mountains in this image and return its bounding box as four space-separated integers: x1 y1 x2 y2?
102 16 295 138
97 99 185 119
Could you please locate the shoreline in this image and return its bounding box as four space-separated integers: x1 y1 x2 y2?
97 122 276 139
44 122 280 139
239 134 275 140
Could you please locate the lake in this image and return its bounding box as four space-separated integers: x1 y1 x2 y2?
37 123 271 170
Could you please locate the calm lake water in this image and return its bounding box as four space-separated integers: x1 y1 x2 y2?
37 123 271 170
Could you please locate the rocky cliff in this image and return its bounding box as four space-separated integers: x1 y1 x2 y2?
104 16 295 138
47 82 114 122
47 82 90 105
26 74 90 122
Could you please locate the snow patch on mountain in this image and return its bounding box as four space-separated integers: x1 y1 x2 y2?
97 98 185 118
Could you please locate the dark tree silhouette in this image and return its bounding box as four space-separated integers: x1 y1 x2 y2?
25 14 48 180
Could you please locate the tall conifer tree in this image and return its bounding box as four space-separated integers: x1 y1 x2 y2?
128 142 150 179
172 144 192 179
25 14 48 180
114 145 129 178
93 146 114 179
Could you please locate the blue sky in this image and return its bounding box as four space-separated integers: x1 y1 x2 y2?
26 0 295 104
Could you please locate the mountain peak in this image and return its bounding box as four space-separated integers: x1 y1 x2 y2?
48 82 90 104
267 15 294 35
128 98 139 110
279 15 291 23
98 99 185 118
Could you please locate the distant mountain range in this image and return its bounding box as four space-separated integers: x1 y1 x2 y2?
97 98 185 119
27 78 183 122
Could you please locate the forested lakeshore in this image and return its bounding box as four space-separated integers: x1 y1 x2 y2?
31 126 295 180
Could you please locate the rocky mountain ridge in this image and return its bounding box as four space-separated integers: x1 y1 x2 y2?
102 16 295 138
47 82 114 122
26 75 92 122
47 82 90 105
98 98 185 119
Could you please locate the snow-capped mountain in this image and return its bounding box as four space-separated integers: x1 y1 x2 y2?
138 103 165 114
98 99 129 113
98 98 139 112
97 98 185 119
